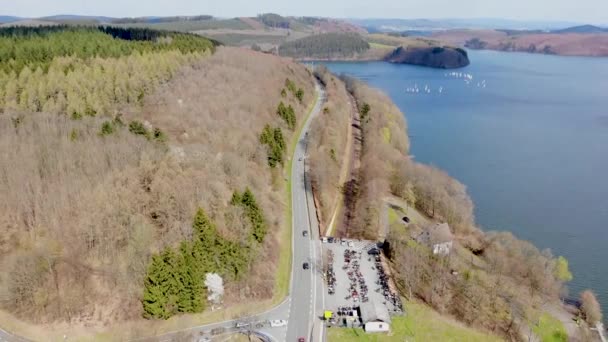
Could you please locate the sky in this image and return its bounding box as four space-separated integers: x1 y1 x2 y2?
1 0 607 24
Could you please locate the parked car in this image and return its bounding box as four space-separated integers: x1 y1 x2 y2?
302 230 308 237
235 322 250 329
303 262 310 270
402 216 410 223
270 319 287 327
210 327 225 335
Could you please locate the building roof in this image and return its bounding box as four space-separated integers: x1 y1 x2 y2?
416 222 453 246
360 300 391 324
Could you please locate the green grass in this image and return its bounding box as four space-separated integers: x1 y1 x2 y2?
387 207 400 225
272 84 319 303
327 301 503 342
532 313 568 342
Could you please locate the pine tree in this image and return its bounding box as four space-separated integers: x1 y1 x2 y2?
142 254 171 319
162 247 182 317
177 241 205 313
242 188 267 243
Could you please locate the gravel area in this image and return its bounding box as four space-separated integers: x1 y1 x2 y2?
322 239 403 324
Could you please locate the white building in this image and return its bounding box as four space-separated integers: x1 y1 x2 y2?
359 300 391 333
415 222 454 256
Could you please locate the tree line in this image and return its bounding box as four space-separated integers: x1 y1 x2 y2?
259 78 305 168
257 13 290 29
0 26 215 74
143 188 267 319
279 33 370 59
0 26 215 118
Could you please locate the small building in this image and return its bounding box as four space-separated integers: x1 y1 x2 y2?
359 301 391 333
415 222 454 256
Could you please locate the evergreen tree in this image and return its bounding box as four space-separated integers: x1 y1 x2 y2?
241 188 267 243
162 247 182 317
177 241 205 313
142 253 171 319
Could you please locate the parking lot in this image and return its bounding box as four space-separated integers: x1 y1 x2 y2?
322 239 403 325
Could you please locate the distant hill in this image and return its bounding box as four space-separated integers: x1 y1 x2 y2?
278 32 370 59
433 29 608 56
39 14 116 23
552 25 608 34
0 16 22 23
385 45 470 69
0 19 60 27
348 18 585 32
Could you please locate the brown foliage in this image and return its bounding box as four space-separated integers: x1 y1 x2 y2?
341 77 409 239
307 66 351 229
0 47 315 325
580 290 602 325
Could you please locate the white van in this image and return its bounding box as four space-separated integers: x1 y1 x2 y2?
270 319 287 327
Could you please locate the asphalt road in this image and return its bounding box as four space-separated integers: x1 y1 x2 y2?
285 82 326 342
0 81 327 342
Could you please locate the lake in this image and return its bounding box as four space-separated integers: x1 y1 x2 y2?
322 50 608 318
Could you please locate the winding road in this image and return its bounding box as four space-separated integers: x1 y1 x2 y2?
0 81 327 342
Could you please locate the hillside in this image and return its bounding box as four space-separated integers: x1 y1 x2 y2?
279 32 371 59
306 73 593 340
385 46 470 68
0 25 315 340
433 29 608 56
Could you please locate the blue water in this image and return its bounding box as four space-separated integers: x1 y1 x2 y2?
323 50 608 317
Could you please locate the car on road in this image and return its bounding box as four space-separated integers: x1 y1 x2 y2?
348 241 354 247
302 230 308 237
298 338 305 342
402 216 410 223
303 262 310 270
235 322 250 329
270 319 287 327
299 157 303 161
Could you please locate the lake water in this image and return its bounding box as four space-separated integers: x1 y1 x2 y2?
322 50 608 318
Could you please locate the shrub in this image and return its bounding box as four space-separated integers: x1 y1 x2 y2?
99 121 115 136
129 120 150 138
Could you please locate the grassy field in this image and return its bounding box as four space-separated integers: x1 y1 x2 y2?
369 42 395 50
532 313 568 342
327 301 503 342
115 18 252 32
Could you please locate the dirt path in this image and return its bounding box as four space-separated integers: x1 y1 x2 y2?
335 93 363 238
325 93 356 236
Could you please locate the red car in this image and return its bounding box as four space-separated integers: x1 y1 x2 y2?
298 338 305 342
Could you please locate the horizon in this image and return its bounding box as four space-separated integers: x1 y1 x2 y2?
1 0 607 25
0 13 605 28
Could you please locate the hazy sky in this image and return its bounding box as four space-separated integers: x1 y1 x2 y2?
2 0 607 24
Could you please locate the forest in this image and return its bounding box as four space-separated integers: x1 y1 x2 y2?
0 24 314 339
279 33 370 59
0 26 215 118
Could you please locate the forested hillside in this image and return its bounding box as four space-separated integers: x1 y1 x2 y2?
0 26 215 117
279 33 370 59
307 66 354 233
324 76 578 340
0 24 314 339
